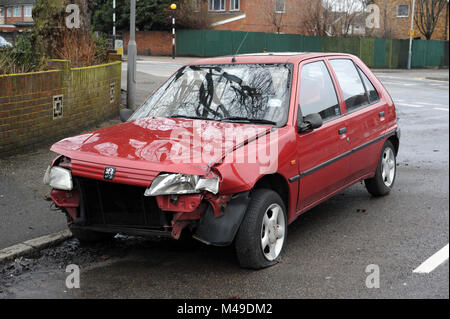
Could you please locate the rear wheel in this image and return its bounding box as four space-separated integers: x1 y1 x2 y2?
235 189 287 269
365 140 397 196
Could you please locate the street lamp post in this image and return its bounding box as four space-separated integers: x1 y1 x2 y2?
113 0 116 49
407 0 416 69
127 0 137 110
170 4 177 60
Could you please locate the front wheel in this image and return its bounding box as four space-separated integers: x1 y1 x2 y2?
365 140 397 196
235 189 287 269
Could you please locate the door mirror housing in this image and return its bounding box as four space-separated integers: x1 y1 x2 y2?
298 113 323 133
120 108 134 122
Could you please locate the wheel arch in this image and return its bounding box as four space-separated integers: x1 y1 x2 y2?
387 135 400 156
252 173 290 213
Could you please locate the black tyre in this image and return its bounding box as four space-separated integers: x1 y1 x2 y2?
364 140 397 196
235 189 287 269
69 225 113 244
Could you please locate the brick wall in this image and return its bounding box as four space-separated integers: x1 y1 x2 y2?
0 60 122 157
210 0 313 34
122 31 172 56
373 0 448 40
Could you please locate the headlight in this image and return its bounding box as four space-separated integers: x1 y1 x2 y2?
43 166 73 191
144 173 219 196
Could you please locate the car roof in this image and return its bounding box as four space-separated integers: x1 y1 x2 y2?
189 52 355 66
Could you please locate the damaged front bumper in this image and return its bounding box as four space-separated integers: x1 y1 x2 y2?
51 176 250 246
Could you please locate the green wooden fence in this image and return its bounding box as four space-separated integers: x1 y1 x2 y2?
176 30 449 69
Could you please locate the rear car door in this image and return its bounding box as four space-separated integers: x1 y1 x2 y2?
328 58 387 183
295 59 349 213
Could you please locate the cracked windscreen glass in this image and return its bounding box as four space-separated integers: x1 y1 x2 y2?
130 63 292 127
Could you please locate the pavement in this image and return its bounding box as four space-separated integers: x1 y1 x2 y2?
0 56 448 298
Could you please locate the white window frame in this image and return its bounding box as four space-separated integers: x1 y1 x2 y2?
192 0 201 12
24 5 33 17
275 0 286 13
208 0 225 12
396 4 409 18
7 7 12 17
13 6 21 17
230 0 240 11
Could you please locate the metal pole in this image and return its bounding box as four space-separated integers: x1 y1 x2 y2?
407 0 416 69
172 10 176 59
127 0 137 110
113 0 116 49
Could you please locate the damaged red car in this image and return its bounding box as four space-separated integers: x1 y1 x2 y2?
44 53 400 269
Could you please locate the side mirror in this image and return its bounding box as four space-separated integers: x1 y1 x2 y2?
298 113 323 133
120 108 134 122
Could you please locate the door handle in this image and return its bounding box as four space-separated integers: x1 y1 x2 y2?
338 127 347 135
379 111 385 118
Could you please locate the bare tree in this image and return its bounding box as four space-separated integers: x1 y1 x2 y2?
302 0 332 36
264 0 286 34
415 0 447 40
327 0 366 37
302 0 366 37
176 0 210 29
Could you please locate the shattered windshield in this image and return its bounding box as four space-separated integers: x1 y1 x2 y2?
130 63 293 127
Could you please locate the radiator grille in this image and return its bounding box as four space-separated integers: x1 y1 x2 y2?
76 177 165 229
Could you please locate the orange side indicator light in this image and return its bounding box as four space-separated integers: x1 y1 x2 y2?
290 160 296 166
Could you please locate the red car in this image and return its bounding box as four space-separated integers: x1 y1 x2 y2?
44 53 400 269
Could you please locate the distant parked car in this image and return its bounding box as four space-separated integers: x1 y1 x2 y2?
44 52 400 269
0 36 12 48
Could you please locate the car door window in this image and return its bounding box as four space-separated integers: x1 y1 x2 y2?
330 59 370 112
357 66 380 104
299 61 340 122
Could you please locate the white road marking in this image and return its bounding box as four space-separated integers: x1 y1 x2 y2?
416 102 442 106
413 244 449 274
398 103 424 108
434 108 449 112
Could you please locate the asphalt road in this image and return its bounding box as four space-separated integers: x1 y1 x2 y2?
0 60 448 299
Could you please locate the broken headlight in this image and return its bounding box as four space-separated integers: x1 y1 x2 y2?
144 173 219 196
43 166 73 191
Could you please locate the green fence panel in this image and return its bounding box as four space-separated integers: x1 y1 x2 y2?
266 33 303 52
202 30 233 57
322 37 339 53
373 38 386 67
444 41 449 67
302 36 323 52
323 37 360 55
176 29 204 56
391 39 409 68
425 40 445 67
176 30 447 68
231 31 266 54
412 40 426 67
360 38 374 67
385 39 393 68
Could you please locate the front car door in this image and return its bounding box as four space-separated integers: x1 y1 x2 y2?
295 59 350 214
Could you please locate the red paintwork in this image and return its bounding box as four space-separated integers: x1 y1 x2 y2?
156 194 203 213
50 189 79 221
49 53 398 227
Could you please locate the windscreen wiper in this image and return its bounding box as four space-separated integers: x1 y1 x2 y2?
170 114 207 120
221 117 277 126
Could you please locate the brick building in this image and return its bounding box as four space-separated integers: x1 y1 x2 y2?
372 0 449 40
191 0 316 34
0 0 35 33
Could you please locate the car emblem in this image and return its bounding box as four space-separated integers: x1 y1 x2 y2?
104 167 116 180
